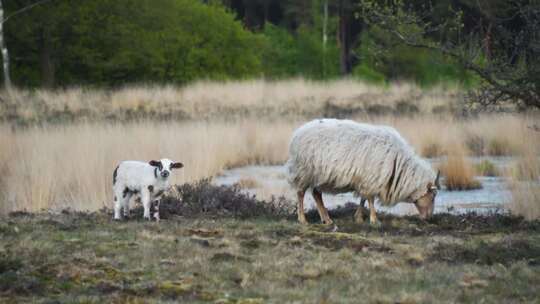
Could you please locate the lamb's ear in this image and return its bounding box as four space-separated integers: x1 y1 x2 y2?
427 182 435 192
171 162 184 169
149 160 162 168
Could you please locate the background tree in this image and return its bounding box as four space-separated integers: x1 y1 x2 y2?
359 0 540 109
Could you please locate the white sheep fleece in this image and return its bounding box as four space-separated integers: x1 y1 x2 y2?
286 119 436 205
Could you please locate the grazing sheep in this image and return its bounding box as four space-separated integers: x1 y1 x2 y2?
287 119 440 225
113 158 183 221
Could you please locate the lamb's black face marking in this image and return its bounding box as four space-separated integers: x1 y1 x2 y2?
150 160 171 179
171 162 184 169
148 185 154 193
149 160 163 170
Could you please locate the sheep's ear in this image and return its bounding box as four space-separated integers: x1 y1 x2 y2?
435 170 441 189
171 162 184 169
427 182 435 192
149 160 162 168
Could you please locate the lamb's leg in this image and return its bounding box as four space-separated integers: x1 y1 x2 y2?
123 193 132 219
113 187 126 220
297 189 308 224
354 198 366 224
312 188 333 225
368 197 379 225
153 200 160 222
113 194 122 220
141 189 151 220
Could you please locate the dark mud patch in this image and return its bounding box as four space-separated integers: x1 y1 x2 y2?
430 239 540 266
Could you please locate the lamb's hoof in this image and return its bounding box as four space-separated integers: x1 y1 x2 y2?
113 217 122 221
143 216 152 221
330 224 339 232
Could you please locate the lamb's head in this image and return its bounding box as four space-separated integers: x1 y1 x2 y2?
413 170 441 219
149 158 184 179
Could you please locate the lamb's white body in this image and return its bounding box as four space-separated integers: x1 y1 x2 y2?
113 159 182 220
287 119 437 224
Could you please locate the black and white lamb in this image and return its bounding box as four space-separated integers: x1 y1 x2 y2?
112 158 183 221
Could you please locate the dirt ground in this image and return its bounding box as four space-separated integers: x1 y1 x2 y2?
1 201 539 304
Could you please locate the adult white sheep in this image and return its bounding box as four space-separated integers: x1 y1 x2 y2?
287 119 440 225
112 158 183 221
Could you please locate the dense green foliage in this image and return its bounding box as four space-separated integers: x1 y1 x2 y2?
5 0 263 86
3 0 534 92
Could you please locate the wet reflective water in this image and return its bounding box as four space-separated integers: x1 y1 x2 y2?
215 158 515 215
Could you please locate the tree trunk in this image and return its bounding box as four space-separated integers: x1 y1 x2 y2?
0 0 12 91
338 0 351 75
322 0 328 77
40 26 55 88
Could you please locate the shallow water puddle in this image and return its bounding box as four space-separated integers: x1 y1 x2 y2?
214 160 514 215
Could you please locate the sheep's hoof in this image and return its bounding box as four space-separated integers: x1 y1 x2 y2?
369 220 382 228
143 216 152 221
354 216 364 224
322 219 334 226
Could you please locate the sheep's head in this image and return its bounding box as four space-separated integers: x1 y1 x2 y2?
413 170 441 219
149 158 184 179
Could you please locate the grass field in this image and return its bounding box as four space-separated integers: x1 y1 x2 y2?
1 80 539 302
1 208 539 303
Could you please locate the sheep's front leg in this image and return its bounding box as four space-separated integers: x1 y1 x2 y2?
141 188 152 220
354 198 366 224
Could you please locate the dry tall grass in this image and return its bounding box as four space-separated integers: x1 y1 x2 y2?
0 79 461 123
1 114 538 214
509 141 540 220
1 81 539 216
438 145 481 190
0 120 296 213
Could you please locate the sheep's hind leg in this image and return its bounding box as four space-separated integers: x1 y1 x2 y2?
367 197 380 226
297 189 308 225
312 188 333 225
354 198 366 224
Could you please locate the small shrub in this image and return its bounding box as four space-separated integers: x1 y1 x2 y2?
440 147 482 191
132 179 294 219
474 160 499 177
